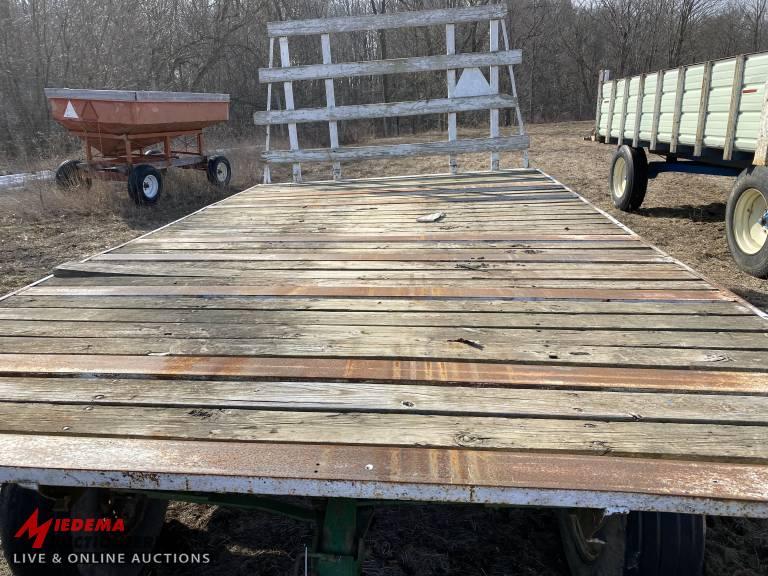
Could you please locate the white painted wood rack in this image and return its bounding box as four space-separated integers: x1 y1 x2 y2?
254 4 529 183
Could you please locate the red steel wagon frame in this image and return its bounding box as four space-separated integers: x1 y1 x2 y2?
45 88 233 204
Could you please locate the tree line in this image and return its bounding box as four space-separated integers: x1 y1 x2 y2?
0 0 765 161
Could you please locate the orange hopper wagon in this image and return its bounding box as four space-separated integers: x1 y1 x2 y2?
45 88 232 204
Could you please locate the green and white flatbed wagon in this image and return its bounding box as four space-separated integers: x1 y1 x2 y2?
594 52 768 277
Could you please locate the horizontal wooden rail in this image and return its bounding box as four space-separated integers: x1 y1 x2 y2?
254 94 518 125
267 5 507 37
259 50 522 83
262 135 530 163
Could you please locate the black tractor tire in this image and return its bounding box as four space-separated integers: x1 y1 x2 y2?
725 167 768 278
558 509 626 576
55 160 91 190
624 511 705 576
558 509 704 576
0 484 77 576
127 165 163 205
71 488 168 576
206 155 232 188
609 145 648 212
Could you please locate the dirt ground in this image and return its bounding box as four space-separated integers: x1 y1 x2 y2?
1 121 767 575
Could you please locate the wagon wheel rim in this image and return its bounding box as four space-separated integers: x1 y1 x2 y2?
563 509 606 563
216 162 229 182
612 156 627 198
734 188 768 255
142 174 159 199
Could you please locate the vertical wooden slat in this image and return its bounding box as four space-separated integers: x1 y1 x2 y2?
263 37 275 184
650 72 664 151
321 34 341 180
632 74 645 148
446 23 458 175
724 55 746 161
489 19 500 171
605 80 617 145
500 18 529 168
670 66 686 154
755 81 768 166
694 61 713 158
617 78 630 145
595 69 605 140
279 36 302 183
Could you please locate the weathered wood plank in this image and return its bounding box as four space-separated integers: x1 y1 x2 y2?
670 66 686 154
73 250 669 265
116 242 646 253
0 320 762 351
262 135 530 164
2 308 762 331
755 80 768 166
446 22 458 174
0 336 763 370
617 78 630 143
694 61 713 157
27 283 727 302
632 74 645 147
258 50 522 83
724 55 746 161
489 18 500 170
1 354 765 394
253 94 518 125
133 233 633 245
604 79 617 142
267 5 507 37
2 377 766 425
4 296 750 317
595 70 606 138
0 402 765 462
60 259 694 276
278 36 302 182
321 33 341 180
650 72 664 150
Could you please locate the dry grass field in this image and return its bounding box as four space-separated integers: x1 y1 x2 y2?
1 121 767 575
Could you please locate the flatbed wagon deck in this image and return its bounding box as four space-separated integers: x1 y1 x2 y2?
1 170 768 521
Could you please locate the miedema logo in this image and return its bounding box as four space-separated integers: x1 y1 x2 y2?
15 508 125 549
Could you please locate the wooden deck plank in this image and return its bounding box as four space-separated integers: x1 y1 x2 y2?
8 308 763 332
28 283 727 302
2 377 766 425
1 354 765 394
1 320 763 350
0 336 763 370
0 402 765 463
4 295 751 316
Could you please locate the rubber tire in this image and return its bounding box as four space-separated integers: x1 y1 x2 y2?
127 165 163 205
0 484 77 576
558 510 626 576
206 155 232 187
725 167 768 278
55 160 91 190
71 488 168 576
624 511 705 576
609 145 647 212
558 510 704 576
